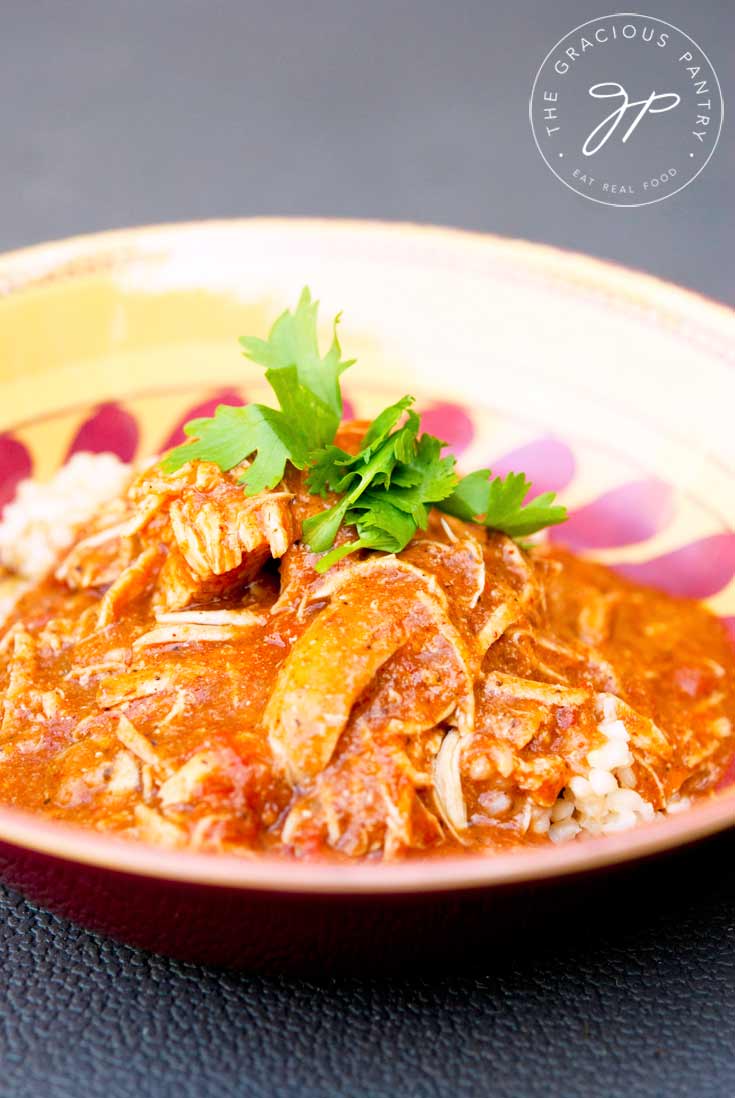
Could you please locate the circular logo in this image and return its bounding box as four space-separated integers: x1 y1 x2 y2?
529 13 724 206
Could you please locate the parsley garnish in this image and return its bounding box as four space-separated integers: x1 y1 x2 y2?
436 469 567 538
162 288 567 568
303 401 458 571
240 286 353 449
162 288 353 491
162 404 308 495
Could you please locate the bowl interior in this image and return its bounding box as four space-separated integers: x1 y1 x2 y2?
0 218 733 890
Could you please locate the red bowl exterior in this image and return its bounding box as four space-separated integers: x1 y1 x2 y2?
1 827 733 971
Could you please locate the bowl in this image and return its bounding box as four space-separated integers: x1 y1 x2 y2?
0 219 733 969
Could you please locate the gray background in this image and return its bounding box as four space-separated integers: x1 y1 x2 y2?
1 2 734 1097
1 0 732 302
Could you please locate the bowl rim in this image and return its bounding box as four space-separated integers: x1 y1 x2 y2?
0 789 732 894
0 215 733 895
1 215 734 336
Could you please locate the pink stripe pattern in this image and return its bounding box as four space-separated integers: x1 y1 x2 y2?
613 534 735 599
161 388 245 451
550 479 675 550
419 402 475 457
67 402 139 463
489 436 576 500
0 435 33 516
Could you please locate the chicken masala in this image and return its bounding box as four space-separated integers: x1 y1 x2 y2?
0 290 732 861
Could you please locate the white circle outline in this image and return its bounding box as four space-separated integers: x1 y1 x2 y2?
528 11 724 208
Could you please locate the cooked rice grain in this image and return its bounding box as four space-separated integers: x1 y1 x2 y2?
549 695 672 841
0 452 131 620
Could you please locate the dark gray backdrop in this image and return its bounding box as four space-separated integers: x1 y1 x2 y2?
1 3 733 1096
1 0 733 302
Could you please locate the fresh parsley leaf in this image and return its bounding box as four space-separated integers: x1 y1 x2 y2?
233 407 310 495
163 288 351 494
303 402 423 552
438 469 567 538
304 411 458 565
360 396 415 453
314 497 418 572
161 403 308 495
386 434 458 525
300 498 352 556
494 490 567 538
435 469 491 522
306 403 421 498
306 397 417 497
305 445 354 497
349 495 420 548
240 287 354 449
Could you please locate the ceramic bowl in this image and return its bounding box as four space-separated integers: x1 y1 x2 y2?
0 219 733 968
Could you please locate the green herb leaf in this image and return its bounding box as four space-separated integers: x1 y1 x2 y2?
438 469 567 538
359 396 415 453
300 498 352 555
304 445 355 498
161 403 308 494
303 401 423 552
313 498 419 572
304 410 459 566
385 434 458 524
240 287 354 449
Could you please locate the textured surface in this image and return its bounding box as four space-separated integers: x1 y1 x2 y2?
0 0 734 1094
1 833 734 1098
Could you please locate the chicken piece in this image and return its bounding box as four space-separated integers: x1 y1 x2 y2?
0 630 42 740
399 527 487 614
158 748 247 809
114 713 162 769
151 546 252 613
268 523 529 798
57 459 297 613
457 675 602 837
469 534 539 656
56 495 161 590
97 546 164 628
57 523 138 591
51 719 140 810
168 481 293 577
155 472 294 610
602 694 672 806
283 725 444 858
265 562 473 785
282 626 467 856
97 667 179 710
133 804 188 847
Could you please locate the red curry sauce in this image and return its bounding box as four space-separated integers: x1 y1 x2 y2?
0 443 733 861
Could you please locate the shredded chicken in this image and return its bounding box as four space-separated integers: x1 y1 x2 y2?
433 730 468 836
0 428 733 861
265 562 475 784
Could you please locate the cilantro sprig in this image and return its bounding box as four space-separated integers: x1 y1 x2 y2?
162 288 567 569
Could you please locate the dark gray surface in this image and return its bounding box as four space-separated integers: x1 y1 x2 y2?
0 3 733 1096
1 833 734 1098
1 0 733 302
